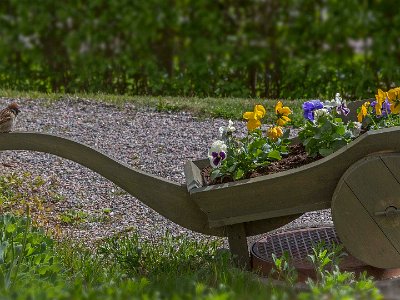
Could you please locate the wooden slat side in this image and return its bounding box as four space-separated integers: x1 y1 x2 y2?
244 214 301 237
192 158 210 170
209 201 329 228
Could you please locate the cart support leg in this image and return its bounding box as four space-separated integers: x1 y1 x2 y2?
227 223 251 270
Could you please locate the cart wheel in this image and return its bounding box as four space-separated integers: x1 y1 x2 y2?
332 153 400 269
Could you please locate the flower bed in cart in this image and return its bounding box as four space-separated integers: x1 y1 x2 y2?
204 88 400 185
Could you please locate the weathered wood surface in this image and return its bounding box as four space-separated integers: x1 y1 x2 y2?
332 154 400 268
189 127 400 228
0 132 223 236
226 223 251 270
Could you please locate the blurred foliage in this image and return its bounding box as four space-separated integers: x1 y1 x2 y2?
0 0 399 99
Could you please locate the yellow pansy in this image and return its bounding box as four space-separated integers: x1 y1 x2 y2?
375 89 387 116
275 101 292 126
267 126 283 141
243 105 266 131
387 87 400 114
357 101 370 122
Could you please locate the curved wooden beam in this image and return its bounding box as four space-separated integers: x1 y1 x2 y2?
0 132 224 236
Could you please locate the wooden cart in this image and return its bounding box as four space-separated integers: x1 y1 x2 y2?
0 100 398 270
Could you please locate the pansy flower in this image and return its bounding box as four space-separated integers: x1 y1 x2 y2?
350 121 362 137
375 89 388 116
357 101 370 122
313 108 329 120
208 140 227 168
323 93 350 116
371 99 391 118
387 87 400 114
274 101 292 126
243 104 266 131
334 93 350 116
302 100 324 121
219 119 236 139
336 102 350 116
267 126 283 141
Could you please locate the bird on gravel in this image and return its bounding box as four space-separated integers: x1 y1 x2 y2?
0 102 20 133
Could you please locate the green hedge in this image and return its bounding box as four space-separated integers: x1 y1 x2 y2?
0 0 399 99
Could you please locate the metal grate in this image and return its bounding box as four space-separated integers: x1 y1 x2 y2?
251 226 400 280
252 226 340 263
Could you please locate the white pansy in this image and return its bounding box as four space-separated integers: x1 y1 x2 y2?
335 92 343 105
323 99 337 110
324 93 346 109
219 119 236 138
313 108 329 120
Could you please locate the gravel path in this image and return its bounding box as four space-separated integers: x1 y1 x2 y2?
0 96 333 245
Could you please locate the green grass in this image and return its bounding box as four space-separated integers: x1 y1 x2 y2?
0 213 383 300
0 88 305 124
0 173 383 300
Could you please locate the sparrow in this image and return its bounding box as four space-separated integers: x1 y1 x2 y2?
0 103 20 133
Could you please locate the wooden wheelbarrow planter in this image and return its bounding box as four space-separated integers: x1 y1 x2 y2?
1 100 400 270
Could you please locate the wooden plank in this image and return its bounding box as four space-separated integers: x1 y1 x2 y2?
332 181 400 268
226 223 250 270
244 214 302 236
381 154 400 183
0 132 224 237
208 201 329 228
192 158 210 170
345 155 400 254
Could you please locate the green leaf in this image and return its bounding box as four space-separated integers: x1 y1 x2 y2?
268 150 281 160
319 148 334 157
6 223 16 233
302 137 312 146
210 169 221 181
332 139 347 151
234 169 244 180
336 125 346 135
334 117 344 123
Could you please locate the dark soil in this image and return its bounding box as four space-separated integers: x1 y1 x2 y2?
202 144 322 186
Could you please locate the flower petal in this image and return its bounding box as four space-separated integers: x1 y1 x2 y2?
280 106 292 116
243 111 254 120
275 101 282 114
247 119 261 131
276 115 291 126
212 156 221 167
391 103 400 114
219 151 226 160
254 105 266 119
375 89 387 106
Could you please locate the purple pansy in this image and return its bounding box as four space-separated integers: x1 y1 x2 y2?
302 100 324 121
370 99 391 117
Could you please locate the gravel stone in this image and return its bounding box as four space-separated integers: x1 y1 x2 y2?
0 96 332 246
